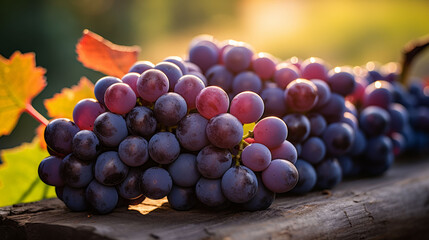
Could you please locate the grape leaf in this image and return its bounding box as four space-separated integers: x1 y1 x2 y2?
76 29 140 78
44 77 95 119
0 137 55 207
0 51 46 136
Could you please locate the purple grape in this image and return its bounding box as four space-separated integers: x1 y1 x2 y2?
308 113 327 137
168 153 200 187
196 178 226 207
189 41 219 73
62 186 88 212
104 83 136 115
253 117 288 149
117 168 142 200
322 123 355 156
93 112 128 148
206 113 243 149
38 155 64 187
136 69 169 103
128 60 154 74
167 185 197 211
274 63 300 89
363 80 394 109
315 158 342 189
388 103 408 133
141 167 172 199
174 75 205 110
205 65 234 92
94 151 129 186
155 61 183 91
359 106 391 137
196 86 229 119
223 45 253 73
260 87 287 117
154 92 187 127
221 166 258 203
251 52 276 80
60 154 93 188
365 135 393 165
242 143 272 172
164 56 187 75
118 136 149 167
94 76 122 106
327 70 356 96
311 79 331 108
121 72 140 97
315 93 346 122
86 180 118 214
188 71 208 86
196 145 232 179
44 118 80 156
282 113 311 144
262 159 298 193
340 112 358 131
300 137 326 165
232 71 262 94
176 113 209 152
284 79 319 112
349 129 367 156
126 106 157 139
269 140 297 164
184 61 202 73
72 130 100 161
148 132 180 165
230 91 264 124
290 159 317 194
300 57 328 81
241 175 275 211
73 98 106 131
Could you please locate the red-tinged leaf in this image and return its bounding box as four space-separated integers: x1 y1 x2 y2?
76 29 140 78
0 51 47 136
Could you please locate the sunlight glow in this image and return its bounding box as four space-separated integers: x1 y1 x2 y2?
375 81 382 89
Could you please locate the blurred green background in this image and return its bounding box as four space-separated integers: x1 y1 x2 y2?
0 0 428 150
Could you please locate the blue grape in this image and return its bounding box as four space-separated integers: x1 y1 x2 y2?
230 91 264 124
282 113 311 144
327 70 356 96
86 180 118 214
168 153 200 187
349 129 367 156
388 103 408 133
148 132 180 164
62 186 88 212
176 113 209 152
260 87 287 117
94 151 129 186
359 106 391 137
60 154 93 188
262 159 298 193
196 178 226 207
232 71 262 94
189 41 219 73
174 75 205 110
117 168 142 200
269 140 297 164
206 113 243 149
128 60 154 74
274 63 300 89
253 116 288 149
363 80 394 109
141 167 172 199
221 166 258 203
136 69 169 103
300 137 326 165
315 158 342 189
73 98 106 131
241 175 275 211
290 159 317 194
155 61 183 91
94 76 122 106
315 93 346 123
167 185 197 211
118 136 149 167
44 118 80 156
93 112 128 147
284 79 319 112
311 79 331 108
163 56 187 75
205 65 234 92
38 155 64 187
196 145 232 179
322 123 355 156
72 130 100 161
338 156 361 178
308 113 327 137
55 186 64 201
241 143 272 172
223 45 253 73
126 106 157 139
365 135 393 165
154 92 187 127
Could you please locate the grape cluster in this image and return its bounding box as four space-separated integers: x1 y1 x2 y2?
38 34 429 214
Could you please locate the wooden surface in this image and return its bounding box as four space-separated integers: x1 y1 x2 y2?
1 158 429 240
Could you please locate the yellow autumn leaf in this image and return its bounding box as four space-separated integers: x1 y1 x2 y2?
0 51 47 136
44 77 95 119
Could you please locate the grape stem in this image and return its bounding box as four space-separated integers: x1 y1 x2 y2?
25 103 49 126
400 35 429 85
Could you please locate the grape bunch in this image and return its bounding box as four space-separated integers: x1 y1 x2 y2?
38 34 428 214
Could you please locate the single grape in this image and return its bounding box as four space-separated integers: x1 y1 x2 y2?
93 112 128 148
117 168 142 200
221 166 258 203
176 113 210 152
315 93 346 123
363 80 394 109
168 153 200 187
60 154 93 188
232 71 262 94
118 136 149 167
261 159 298 193
189 41 219 73
72 98 105 131
274 63 300 89
308 113 327 137
290 159 317 194
283 113 311 144
241 143 271 172
251 52 276 80
253 116 288 149
128 60 154 74
126 106 157 139
315 158 342 189
94 76 122 106
241 175 275 211
62 186 88 212
141 167 172 199
154 92 187 127
44 118 80 156
269 140 297 164
38 155 64 187
388 103 408 133
155 61 183 91
86 180 118 214
359 106 391 137
327 70 356 96
104 83 136 115
72 130 100 161
167 185 197 211
174 75 205 110
230 91 264 124
284 79 319 112
94 151 129 186
205 65 234 92
196 178 226 207
365 135 393 165
300 57 328 81
206 113 243 149
223 45 253 73
300 137 326 165
196 145 232 179
322 122 355 156
196 86 229 119
260 87 287 117
148 132 180 165
136 69 169 103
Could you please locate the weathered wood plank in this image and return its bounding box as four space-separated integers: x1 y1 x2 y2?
1 159 429 240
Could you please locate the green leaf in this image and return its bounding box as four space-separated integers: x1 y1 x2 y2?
0 137 56 207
